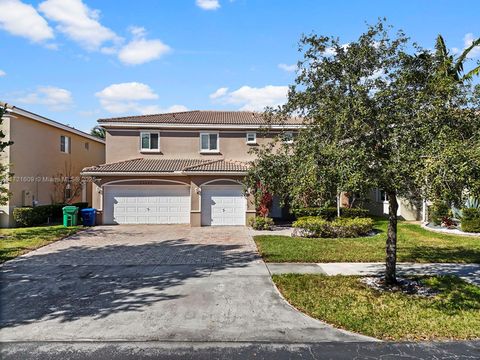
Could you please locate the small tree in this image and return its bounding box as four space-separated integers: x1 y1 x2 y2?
51 161 83 204
90 125 105 139
248 20 480 285
0 105 13 205
434 34 480 81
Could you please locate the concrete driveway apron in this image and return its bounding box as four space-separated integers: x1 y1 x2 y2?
0 225 373 342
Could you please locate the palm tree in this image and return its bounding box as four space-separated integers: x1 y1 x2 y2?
90 125 105 139
435 34 480 81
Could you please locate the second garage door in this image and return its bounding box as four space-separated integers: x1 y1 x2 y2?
104 185 191 224
201 186 246 226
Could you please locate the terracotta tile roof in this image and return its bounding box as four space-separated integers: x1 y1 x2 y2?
184 159 250 172
82 158 250 174
98 110 302 125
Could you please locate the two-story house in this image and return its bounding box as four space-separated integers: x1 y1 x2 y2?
81 111 301 226
0 103 106 227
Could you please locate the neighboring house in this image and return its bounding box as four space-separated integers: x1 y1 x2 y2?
81 111 301 226
364 189 422 221
0 103 105 227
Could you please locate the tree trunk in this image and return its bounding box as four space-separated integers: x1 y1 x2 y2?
385 191 399 285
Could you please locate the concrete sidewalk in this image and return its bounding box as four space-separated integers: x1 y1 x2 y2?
266 262 480 285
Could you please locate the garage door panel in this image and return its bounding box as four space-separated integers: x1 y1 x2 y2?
201 186 246 226
105 185 191 225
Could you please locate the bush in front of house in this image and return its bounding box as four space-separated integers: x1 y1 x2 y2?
292 216 374 238
13 204 67 227
13 208 42 227
292 207 369 220
460 207 480 233
430 201 450 225
249 216 274 230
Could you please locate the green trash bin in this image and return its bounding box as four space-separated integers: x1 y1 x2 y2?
63 206 79 226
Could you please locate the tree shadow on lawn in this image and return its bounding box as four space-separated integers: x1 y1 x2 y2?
0 229 257 328
413 275 480 315
401 246 480 263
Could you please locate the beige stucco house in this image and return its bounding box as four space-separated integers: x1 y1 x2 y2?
0 103 105 227
82 111 301 226
363 189 422 221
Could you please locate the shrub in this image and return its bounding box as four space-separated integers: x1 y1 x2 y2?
13 208 40 227
72 202 89 210
461 219 480 233
292 216 332 237
460 208 480 233
461 207 480 221
293 216 374 238
249 216 274 230
13 204 67 227
341 208 370 218
430 201 450 225
292 207 369 220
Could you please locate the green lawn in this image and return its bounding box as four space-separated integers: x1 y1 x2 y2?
255 219 480 263
273 274 480 340
0 225 81 263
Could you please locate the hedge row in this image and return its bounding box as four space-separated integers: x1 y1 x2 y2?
292 207 369 220
292 216 374 238
461 208 480 233
13 202 89 227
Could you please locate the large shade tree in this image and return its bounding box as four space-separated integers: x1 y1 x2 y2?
247 20 480 285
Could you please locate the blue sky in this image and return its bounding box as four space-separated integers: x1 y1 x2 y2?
0 0 479 132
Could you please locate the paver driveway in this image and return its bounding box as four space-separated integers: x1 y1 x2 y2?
0 225 372 342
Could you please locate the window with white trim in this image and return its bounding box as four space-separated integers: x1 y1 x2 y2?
140 132 160 151
375 189 388 202
60 135 71 153
200 133 219 152
283 131 293 144
246 132 257 144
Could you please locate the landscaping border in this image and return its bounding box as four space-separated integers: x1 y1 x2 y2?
421 223 480 237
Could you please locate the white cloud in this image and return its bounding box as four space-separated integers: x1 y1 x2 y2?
38 0 119 51
0 0 54 43
278 63 296 72
211 85 288 111
95 82 186 114
128 25 147 38
118 38 171 65
209 87 228 99
196 0 220 10
17 86 73 111
463 33 480 58
0 70 6 77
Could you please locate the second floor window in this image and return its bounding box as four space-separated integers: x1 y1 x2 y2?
246 132 256 144
60 135 71 153
200 133 219 152
140 132 160 151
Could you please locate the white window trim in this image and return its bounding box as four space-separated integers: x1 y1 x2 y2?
200 132 220 153
283 131 294 144
60 135 71 154
246 132 257 144
140 131 160 152
375 189 388 203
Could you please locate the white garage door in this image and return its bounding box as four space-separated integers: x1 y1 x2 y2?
201 186 246 226
104 185 190 224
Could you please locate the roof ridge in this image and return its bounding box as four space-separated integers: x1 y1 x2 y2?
98 111 200 122
182 158 223 171
85 157 143 170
